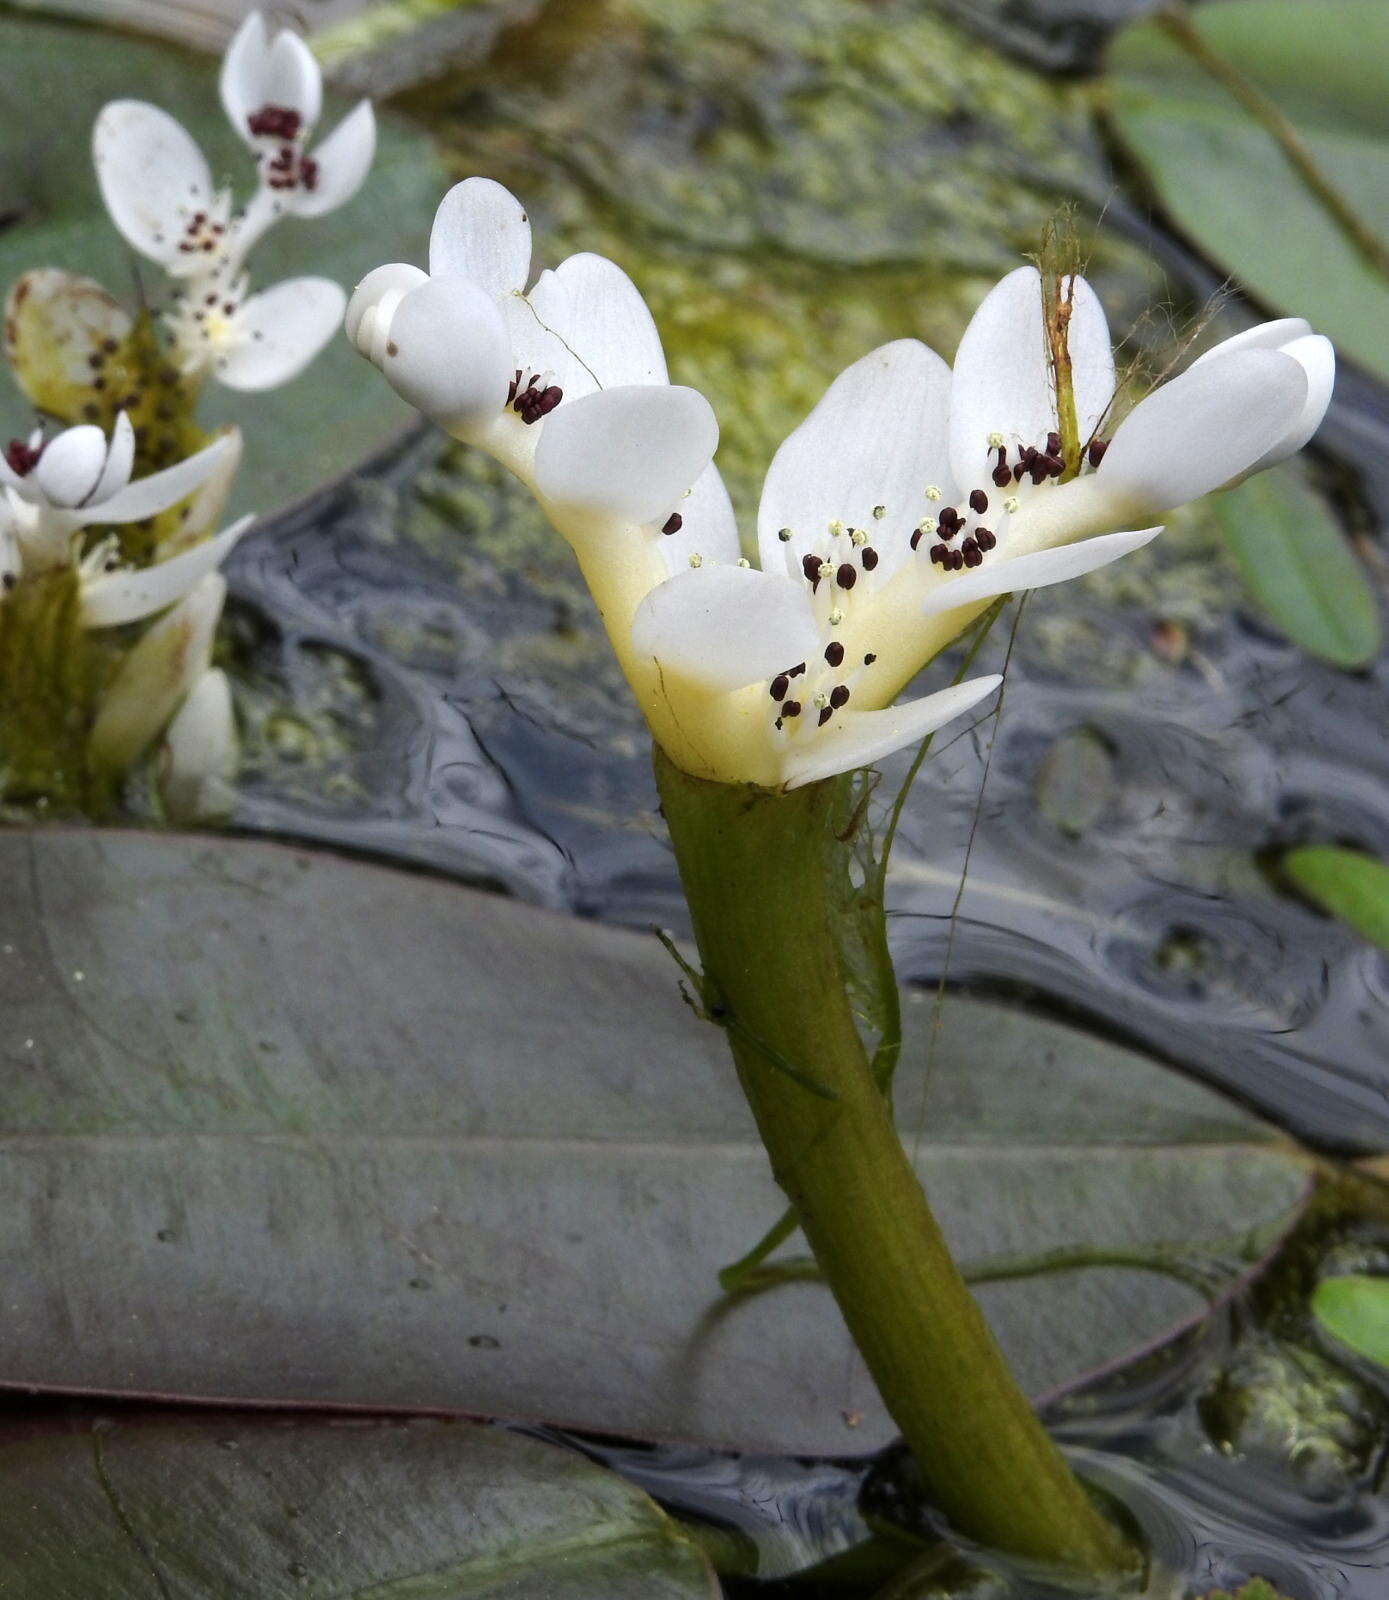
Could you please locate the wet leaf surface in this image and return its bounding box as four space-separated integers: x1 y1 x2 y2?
1106 0 1389 383
0 1409 716 1597
0 829 1310 1456
0 13 444 518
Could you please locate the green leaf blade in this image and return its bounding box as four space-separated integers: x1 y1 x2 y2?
1284 845 1389 951
1312 1273 1389 1367
1211 465 1382 668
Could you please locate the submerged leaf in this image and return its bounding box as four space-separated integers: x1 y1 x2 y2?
1312 1273 1389 1368
1211 464 1381 668
1106 1 1389 383
1283 845 1389 952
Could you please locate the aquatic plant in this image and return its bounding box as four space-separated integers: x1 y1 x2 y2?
0 12 374 815
347 177 1333 1573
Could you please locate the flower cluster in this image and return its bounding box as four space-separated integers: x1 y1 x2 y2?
348 180 1334 792
0 13 373 817
93 12 374 390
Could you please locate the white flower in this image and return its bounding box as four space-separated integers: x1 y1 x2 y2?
160 666 237 820
0 414 251 625
92 11 373 388
347 179 1005 787
627 274 1333 787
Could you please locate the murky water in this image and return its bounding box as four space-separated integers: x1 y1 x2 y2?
204 0 1389 1591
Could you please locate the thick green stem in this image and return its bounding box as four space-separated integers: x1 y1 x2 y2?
655 748 1135 1577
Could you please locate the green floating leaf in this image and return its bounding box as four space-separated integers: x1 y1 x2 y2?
1106 0 1389 383
0 1411 716 1597
1284 844 1389 951
0 830 1312 1456
0 13 443 518
1210 463 1382 668
1313 1273 1389 1367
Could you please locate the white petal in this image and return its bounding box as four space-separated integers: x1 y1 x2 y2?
293 102 375 219
345 262 430 349
33 426 108 508
430 177 532 298
89 412 136 506
82 516 251 629
918 526 1162 617
543 253 668 389
660 463 741 575
1191 318 1312 368
219 10 269 140
631 565 822 692
782 676 1003 791
757 339 952 578
377 274 513 430
89 575 225 772
948 266 1051 488
93 101 212 267
1068 275 1117 446
93 432 240 525
1099 349 1308 511
161 668 237 820
516 268 592 396
264 29 322 133
534 385 718 525
1258 333 1335 466
215 278 345 391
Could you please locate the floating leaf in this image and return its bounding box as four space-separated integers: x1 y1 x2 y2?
1283 845 1389 952
0 13 442 517
0 830 1311 1455
1312 1273 1389 1367
1211 464 1381 668
1106 0 1389 383
0 1410 717 1597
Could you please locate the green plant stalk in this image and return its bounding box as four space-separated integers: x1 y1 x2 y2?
655 746 1134 1576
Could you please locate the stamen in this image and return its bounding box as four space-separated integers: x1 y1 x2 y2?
923 485 941 501
770 673 790 700
830 686 850 709
1088 437 1109 468
778 527 793 542
783 700 802 718
872 505 886 521
813 692 830 709
987 431 1004 449
818 708 833 727
802 553 822 585
247 104 303 141
4 438 42 476
975 526 997 552
827 607 844 626
817 560 834 582
828 519 845 539
662 513 683 535
688 553 703 568
850 528 868 547
1003 496 1020 514
863 653 877 665
968 489 988 514
860 547 879 571
824 641 845 667
836 563 857 590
